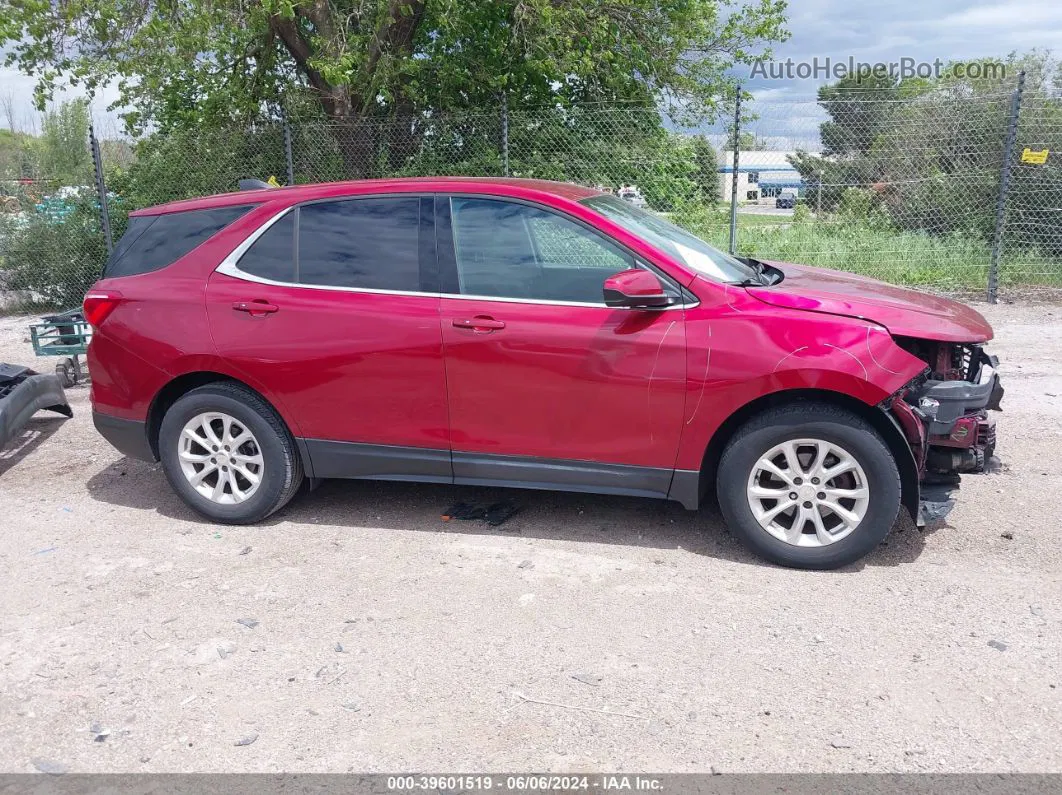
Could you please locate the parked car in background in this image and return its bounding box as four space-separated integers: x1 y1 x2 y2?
776 189 798 209
617 184 647 208
85 178 1002 569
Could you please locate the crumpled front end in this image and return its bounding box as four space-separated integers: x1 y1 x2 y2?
884 338 1004 525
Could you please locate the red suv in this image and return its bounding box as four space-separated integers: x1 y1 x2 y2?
85 178 1003 569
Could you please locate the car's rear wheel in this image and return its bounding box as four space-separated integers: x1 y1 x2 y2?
159 383 303 524
716 402 900 569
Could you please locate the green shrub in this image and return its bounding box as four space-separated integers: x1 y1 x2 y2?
0 194 111 309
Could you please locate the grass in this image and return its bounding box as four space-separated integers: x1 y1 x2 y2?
673 209 1062 292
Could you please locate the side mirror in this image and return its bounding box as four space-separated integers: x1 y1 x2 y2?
603 269 672 309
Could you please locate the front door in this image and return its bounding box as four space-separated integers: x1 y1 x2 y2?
436 195 687 497
205 195 452 481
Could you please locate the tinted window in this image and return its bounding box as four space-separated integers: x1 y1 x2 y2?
297 198 421 290
105 205 255 278
450 198 633 302
237 212 296 282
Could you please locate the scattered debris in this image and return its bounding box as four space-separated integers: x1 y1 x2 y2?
442 501 483 520
239 546 252 556
1001 531 1014 540
486 501 520 526
571 673 603 687
234 733 258 747
89 722 110 742
517 560 534 570
236 618 259 629
988 640 1008 652
31 757 68 775
513 691 643 720
441 500 520 527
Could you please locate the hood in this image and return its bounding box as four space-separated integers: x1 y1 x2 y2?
743 261 993 343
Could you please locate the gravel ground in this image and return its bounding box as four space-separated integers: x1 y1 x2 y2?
0 301 1059 774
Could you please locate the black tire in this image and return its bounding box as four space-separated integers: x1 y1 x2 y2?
158 382 304 524
55 359 76 388
716 402 901 570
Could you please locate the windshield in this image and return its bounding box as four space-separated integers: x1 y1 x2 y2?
580 195 760 284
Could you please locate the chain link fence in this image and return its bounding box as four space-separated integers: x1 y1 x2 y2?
1 74 1059 312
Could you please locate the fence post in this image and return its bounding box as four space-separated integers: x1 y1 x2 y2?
283 119 295 186
728 87 743 255
89 122 113 254
501 93 510 177
988 69 1025 304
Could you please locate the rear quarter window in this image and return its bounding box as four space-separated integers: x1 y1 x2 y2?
104 204 256 278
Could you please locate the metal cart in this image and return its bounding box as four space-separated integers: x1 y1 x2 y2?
28 309 92 388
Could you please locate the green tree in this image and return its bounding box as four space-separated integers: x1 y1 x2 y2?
690 135 721 203
38 99 92 183
1 0 787 176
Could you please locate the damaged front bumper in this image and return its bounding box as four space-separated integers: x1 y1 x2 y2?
886 344 1003 525
0 363 73 450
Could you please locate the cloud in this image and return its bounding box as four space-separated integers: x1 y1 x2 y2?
0 62 126 134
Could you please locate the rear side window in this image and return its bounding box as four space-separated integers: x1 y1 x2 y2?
237 212 296 282
297 197 421 291
104 205 256 278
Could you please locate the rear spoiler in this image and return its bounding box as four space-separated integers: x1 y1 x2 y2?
238 179 273 191
238 178 281 191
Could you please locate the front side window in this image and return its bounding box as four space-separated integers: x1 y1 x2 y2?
298 197 421 291
105 204 256 278
450 197 634 303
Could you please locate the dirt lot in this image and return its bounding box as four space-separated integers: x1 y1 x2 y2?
0 302 1060 774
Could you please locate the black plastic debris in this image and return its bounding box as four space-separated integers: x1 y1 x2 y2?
442 499 520 528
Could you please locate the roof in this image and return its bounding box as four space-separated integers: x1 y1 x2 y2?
133 177 603 216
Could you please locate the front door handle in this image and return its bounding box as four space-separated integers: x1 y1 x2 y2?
232 300 279 316
452 316 506 332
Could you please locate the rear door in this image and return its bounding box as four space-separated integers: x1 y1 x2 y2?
205 194 452 481
437 195 688 497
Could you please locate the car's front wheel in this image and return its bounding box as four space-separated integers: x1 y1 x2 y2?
716 402 901 569
159 383 304 524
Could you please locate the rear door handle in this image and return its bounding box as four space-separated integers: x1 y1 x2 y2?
232 300 279 316
452 317 506 332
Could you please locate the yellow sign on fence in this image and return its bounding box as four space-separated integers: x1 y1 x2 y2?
1020 148 1049 165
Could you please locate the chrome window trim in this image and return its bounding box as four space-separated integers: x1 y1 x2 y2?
215 203 698 310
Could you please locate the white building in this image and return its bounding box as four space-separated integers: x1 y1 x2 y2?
718 151 804 203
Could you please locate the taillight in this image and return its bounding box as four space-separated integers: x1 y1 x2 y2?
83 291 123 328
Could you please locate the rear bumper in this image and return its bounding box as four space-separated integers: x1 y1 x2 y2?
0 365 72 449
93 411 155 462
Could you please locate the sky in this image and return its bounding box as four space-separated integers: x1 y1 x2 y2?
0 0 1059 138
